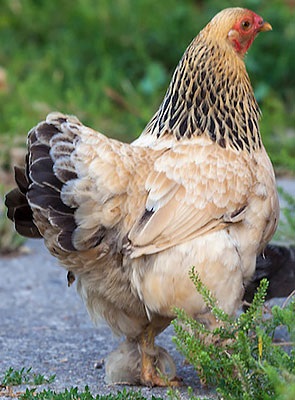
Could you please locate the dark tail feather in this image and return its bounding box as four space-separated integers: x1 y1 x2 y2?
5 114 80 251
5 167 42 238
26 117 78 251
244 244 295 303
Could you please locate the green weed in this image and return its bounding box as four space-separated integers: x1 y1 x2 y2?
18 386 212 400
1 367 55 386
18 386 164 400
173 272 295 399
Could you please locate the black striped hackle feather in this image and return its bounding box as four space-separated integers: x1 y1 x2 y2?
141 10 262 153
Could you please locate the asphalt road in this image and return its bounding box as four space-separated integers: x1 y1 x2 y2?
0 178 294 399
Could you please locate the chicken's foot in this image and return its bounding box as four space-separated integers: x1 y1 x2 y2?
139 327 181 387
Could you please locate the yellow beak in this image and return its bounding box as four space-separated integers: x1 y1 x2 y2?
259 21 272 32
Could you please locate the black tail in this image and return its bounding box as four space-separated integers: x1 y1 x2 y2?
5 113 85 252
5 165 42 238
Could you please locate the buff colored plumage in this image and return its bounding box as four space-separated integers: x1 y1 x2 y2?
6 8 279 386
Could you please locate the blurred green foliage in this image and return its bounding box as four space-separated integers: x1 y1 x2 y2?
0 0 294 171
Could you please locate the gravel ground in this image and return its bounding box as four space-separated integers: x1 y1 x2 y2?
0 178 294 399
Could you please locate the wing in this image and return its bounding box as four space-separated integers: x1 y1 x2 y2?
129 138 255 258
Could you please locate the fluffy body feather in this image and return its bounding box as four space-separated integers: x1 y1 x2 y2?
6 8 279 386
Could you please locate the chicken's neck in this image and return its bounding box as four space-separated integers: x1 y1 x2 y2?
141 39 262 152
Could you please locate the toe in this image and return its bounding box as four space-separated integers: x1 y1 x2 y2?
141 372 182 387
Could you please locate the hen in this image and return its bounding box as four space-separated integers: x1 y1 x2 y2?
6 8 279 386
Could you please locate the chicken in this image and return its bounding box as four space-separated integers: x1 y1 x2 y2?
5 8 279 387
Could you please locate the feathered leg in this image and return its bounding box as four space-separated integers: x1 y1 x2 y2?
139 326 181 387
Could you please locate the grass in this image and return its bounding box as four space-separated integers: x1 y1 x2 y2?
19 387 166 400
1 367 55 386
0 370 181 400
0 0 294 171
2 385 165 400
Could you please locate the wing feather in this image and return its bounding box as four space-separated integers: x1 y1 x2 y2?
129 141 254 257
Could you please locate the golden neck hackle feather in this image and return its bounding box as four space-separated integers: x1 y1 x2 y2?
142 9 262 153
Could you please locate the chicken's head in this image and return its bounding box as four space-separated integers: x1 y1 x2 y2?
204 8 272 57
228 10 272 55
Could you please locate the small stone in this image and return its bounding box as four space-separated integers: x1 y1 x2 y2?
94 359 104 369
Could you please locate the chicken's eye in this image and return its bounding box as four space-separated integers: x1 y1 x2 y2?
241 20 252 30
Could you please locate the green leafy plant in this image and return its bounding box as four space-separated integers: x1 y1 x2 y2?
19 387 208 400
16 386 164 400
173 270 295 400
0 370 189 400
1 367 55 386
